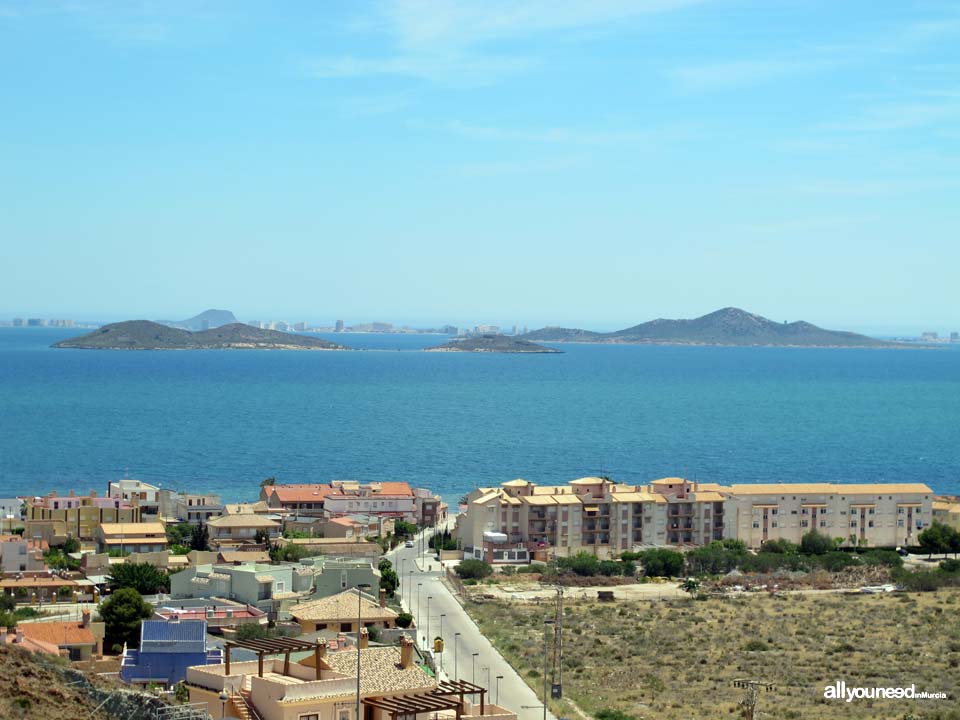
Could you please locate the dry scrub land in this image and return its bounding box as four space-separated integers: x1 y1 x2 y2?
467 588 960 720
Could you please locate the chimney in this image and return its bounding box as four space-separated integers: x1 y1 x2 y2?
359 628 369 649
317 641 327 658
379 588 386 608
81 610 90 628
15 628 23 644
399 637 414 669
0 627 6 645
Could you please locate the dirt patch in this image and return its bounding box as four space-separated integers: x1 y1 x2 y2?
465 587 960 720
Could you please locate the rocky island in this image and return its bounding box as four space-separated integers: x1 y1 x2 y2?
424 334 562 353
520 307 901 348
53 320 351 350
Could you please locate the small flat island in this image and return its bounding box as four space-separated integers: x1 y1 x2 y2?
53 320 351 351
424 334 562 353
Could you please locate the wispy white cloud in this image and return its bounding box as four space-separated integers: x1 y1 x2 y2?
669 13 960 92
337 94 410 118
380 0 703 50
307 0 703 84
823 97 960 132
458 156 582 177
305 53 537 86
447 120 698 146
669 57 828 91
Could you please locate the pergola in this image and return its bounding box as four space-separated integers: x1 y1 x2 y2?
363 679 488 720
224 637 325 679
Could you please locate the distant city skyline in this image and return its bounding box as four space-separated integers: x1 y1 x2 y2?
1 307 957 338
1 1 958 334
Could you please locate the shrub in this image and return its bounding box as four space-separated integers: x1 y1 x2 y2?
762 538 797 554
638 548 684 577
862 549 904 568
743 639 769 652
598 560 622 577
596 710 635 720
500 565 516 576
800 531 835 555
396 612 413 628
456 560 493 580
941 558 960 573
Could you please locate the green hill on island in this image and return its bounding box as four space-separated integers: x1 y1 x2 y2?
520 307 900 348
53 320 351 350
425 334 561 353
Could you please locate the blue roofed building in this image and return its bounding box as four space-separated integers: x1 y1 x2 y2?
120 618 222 688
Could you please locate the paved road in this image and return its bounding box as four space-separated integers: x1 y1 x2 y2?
387 527 558 720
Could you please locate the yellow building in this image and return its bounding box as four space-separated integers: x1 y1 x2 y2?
25 491 141 547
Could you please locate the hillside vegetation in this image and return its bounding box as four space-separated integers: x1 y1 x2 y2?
521 307 899 347
53 321 350 350
466 589 960 720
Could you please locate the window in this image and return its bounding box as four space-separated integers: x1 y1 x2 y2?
850 521 857 528
301 715 320 720
897 520 905 527
752 522 760 529
339 710 352 720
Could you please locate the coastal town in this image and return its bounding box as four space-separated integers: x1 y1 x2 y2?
1 475 959 719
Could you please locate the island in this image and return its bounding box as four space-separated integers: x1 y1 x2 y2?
52 320 352 351
520 307 901 348
424 334 562 353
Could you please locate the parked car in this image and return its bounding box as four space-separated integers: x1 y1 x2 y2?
405 539 415 548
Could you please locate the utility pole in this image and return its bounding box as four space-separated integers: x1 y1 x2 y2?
733 679 775 720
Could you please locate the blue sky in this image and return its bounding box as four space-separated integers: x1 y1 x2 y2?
1 1 958 333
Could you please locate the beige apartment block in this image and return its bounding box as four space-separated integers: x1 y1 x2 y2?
456 477 935 560
25 491 142 546
724 483 934 549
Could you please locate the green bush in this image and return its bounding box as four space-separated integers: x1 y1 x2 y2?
940 558 960 573
638 548 684 577
743 639 769 652
800 531 835 555
396 612 413 628
598 560 622 577
456 560 493 580
861 549 904 568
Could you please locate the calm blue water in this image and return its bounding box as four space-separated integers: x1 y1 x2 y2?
1 328 958 502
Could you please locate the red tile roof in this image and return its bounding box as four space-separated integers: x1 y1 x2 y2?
18 621 95 647
268 485 335 503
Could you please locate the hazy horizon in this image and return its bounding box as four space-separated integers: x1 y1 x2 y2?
0 305 955 338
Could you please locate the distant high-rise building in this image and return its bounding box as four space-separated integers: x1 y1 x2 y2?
274 321 289 332
511 325 517 335
522 325 528 335
335 319 344 332
247 320 262 329
921 331 939 342
12 318 24 327
293 322 308 331
26 318 45 327
951 332 959 343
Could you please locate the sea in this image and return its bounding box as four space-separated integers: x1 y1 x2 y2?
1 328 959 503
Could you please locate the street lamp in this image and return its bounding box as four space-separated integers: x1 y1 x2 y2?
417 583 423 644
426 596 433 650
471 652 479 684
439 614 446 672
218 689 228 718
483 666 490 692
399 558 404 595
454 633 461 680
407 570 413 607
356 583 372 720
542 620 555 720
495 675 503 706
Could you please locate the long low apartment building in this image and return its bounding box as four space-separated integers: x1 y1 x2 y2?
455 477 934 560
